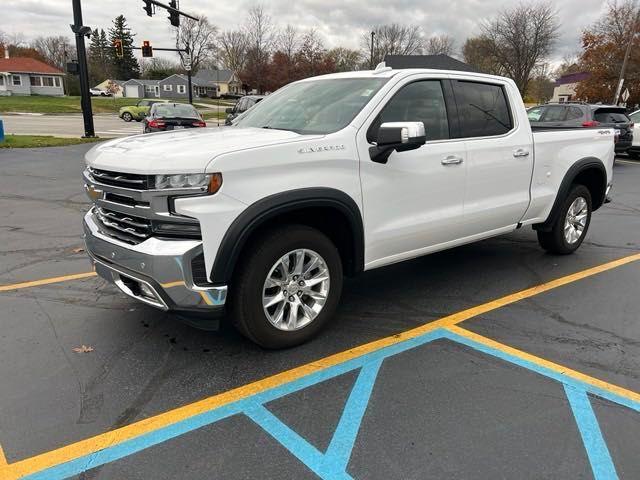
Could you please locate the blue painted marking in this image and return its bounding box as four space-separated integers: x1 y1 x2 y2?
324 359 383 473
18 327 640 480
245 404 353 480
564 385 619 480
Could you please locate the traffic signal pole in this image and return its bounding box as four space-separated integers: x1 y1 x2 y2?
71 0 95 137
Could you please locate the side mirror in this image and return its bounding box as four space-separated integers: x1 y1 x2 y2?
369 122 426 164
225 107 234 114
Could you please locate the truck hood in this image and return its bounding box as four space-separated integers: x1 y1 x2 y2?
85 127 319 174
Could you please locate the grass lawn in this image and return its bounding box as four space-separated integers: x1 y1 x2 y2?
201 110 227 121
0 96 238 114
0 135 104 148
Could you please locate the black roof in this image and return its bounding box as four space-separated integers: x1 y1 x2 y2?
384 54 479 73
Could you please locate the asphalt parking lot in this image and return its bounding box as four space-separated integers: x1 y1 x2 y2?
0 145 639 479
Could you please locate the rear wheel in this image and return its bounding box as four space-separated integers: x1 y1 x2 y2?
122 112 133 122
537 184 592 255
229 225 343 349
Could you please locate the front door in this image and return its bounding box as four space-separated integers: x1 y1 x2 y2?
357 78 467 269
154 86 160 98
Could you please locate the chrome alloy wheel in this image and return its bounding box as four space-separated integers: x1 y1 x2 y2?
262 249 330 331
564 196 588 245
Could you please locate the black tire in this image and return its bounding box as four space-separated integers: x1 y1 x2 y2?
629 151 640 160
122 112 133 122
229 225 343 349
537 184 592 255
135 118 142 122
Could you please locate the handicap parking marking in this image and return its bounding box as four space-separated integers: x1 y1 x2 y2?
1 253 639 479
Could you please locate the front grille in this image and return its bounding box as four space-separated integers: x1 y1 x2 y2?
95 207 151 244
191 254 209 285
90 168 151 190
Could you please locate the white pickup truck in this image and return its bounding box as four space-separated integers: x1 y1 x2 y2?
83 65 615 348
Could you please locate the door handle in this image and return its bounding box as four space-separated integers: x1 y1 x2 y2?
513 148 530 158
441 155 463 165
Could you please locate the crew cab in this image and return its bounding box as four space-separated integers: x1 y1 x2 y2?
83 65 615 348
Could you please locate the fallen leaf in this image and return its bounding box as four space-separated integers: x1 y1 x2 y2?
72 247 85 254
73 345 94 353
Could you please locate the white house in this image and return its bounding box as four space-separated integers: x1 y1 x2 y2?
0 52 65 96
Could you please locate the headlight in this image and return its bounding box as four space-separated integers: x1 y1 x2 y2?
154 173 222 193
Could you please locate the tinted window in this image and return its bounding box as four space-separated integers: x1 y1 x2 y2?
629 111 640 122
527 107 543 121
153 104 200 119
594 110 630 123
565 107 584 121
540 106 567 122
370 80 449 142
454 81 512 137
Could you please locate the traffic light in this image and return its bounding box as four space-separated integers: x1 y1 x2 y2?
114 39 123 58
141 41 153 58
168 0 180 27
143 0 153 17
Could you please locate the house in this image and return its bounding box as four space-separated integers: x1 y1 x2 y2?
192 69 242 97
551 72 591 103
384 54 479 73
94 79 125 97
158 74 191 99
0 52 65 96
122 79 160 98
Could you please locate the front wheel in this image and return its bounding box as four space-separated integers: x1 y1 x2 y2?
229 225 343 349
537 184 592 255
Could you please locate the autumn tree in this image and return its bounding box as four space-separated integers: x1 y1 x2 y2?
462 36 505 75
481 2 559 95
574 0 640 104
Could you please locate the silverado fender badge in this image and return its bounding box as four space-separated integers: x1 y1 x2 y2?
298 144 346 154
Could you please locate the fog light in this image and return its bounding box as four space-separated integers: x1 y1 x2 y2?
139 282 156 300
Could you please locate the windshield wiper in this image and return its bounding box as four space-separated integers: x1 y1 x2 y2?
261 125 301 134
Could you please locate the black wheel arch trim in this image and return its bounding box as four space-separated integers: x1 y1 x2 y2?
533 157 607 232
210 188 365 284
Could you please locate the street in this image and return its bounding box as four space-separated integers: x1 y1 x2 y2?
0 144 638 479
1 107 226 138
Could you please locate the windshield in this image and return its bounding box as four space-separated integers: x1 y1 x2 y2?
154 104 200 119
233 78 388 134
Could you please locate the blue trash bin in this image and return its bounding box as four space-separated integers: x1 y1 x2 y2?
0 118 4 143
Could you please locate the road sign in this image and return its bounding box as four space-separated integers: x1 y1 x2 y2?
622 88 630 103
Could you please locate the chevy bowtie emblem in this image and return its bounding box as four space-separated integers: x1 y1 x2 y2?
84 184 103 201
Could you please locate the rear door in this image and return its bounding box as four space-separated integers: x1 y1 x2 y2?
451 78 534 236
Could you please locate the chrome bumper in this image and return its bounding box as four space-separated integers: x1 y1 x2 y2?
83 209 226 312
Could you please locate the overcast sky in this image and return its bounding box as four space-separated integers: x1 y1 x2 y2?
3 0 608 65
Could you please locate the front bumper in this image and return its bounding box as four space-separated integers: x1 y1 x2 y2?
83 209 226 312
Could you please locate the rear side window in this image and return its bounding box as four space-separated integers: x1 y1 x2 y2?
565 107 584 121
369 80 450 142
453 81 512 137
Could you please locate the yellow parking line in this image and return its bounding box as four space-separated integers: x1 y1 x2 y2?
446 325 640 404
0 272 97 292
2 253 639 479
0 444 7 467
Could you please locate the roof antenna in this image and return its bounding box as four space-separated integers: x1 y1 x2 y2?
373 61 392 74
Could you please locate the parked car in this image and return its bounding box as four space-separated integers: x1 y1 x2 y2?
528 102 633 154
89 88 109 97
225 95 265 125
83 67 615 348
627 109 640 159
119 99 168 122
143 103 206 133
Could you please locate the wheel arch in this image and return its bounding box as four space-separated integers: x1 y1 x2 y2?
210 188 365 284
534 157 607 232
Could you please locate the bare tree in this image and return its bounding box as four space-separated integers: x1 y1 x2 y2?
175 16 218 73
424 34 455 56
362 24 424 67
327 47 363 72
277 24 300 60
243 5 276 92
481 2 559 95
218 30 249 72
32 36 75 69
462 36 505 75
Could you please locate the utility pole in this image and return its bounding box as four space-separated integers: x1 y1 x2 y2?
186 63 193 104
613 0 640 105
70 0 95 137
370 31 375 69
